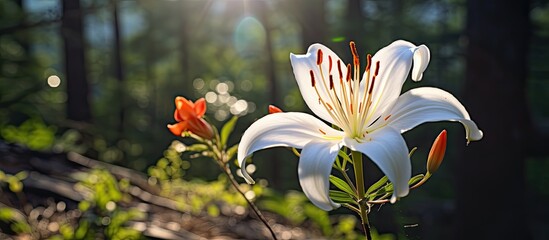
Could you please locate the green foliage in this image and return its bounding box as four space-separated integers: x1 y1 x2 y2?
148 141 191 181
260 191 335 236
329 175 357 198
220 116 238 148
366 176 389 196
0 206 32 234
331 215 395 240
52 168 145 240
160 174 264 215
104 209 146 240
76 169 123 212
408 174 426 186
0 170 31 234
0 170 27 193
329 190 355 204
1 118 56 150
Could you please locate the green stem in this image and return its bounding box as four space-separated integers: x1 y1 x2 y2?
352 151 372 240
352 151 365 201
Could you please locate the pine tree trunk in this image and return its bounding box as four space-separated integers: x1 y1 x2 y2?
458 0 531 239
61 0 91 122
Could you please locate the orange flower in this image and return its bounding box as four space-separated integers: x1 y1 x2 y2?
167 97 214 139
268 105 283 114
427 130 447 173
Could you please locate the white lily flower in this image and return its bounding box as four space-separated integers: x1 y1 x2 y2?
237 40 483 211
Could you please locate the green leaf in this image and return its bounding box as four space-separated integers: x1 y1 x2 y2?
220 116 238 147
14 171 27 180
408 174 425 186
367 181 394 201
331 36 346 43
226 144 239 161
186 144 209 152
338 150 353 165
329 190 355 203
8 180 23 193
329 175 356 197
383 183 394 193
408 147 418 157
333 155 342 169
366 176 388 195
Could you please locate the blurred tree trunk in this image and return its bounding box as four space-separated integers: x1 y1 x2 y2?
61 0 91 122
178 0 192 96
252 1 278 108
112 0 125 137
294 0 326 48
458 0 531 239
14 0 29 53
346 0 362 42
250 0 282 187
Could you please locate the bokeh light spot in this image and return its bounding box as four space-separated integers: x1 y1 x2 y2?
205 91 217 103
216 82 229 94
47 75 61 87
193 78 205 90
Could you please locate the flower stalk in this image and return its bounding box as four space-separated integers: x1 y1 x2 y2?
351 151 372 240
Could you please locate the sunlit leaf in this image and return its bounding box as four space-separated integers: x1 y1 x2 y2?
366 176 388 195
329 190 355 203
329 175 356 197
220 116 238 147
8 180 23 193
186 144 209 152
226 144 239 161
408 174 425 186
331 36 346 42
338 150 353 165
14 171 28 180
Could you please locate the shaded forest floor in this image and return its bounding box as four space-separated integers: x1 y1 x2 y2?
0 141 334 239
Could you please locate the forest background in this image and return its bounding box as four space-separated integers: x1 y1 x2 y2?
1 0 548 239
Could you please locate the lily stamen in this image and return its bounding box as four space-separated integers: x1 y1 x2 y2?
317 49 323 65
317 56 352 128
310 68 349 132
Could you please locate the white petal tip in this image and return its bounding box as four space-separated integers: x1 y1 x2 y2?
245 178 256 185
466 130 484 144
411 45 430 82
390 195 398 204
411 73 423 82
240 169 256 185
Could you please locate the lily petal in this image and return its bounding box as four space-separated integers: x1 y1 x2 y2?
237 112 344 184
290 44 347 126
167 121 188 136
176 97 197 120
364 40 430 124
194 98 207 117
343 127 411 203
298 140 342 211
372 87 483 142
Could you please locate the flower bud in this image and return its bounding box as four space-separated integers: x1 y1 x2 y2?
427 130 447 173
268 105 283 114
167 96 214 139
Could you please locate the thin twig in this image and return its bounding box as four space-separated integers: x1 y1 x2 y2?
220 164 278 240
